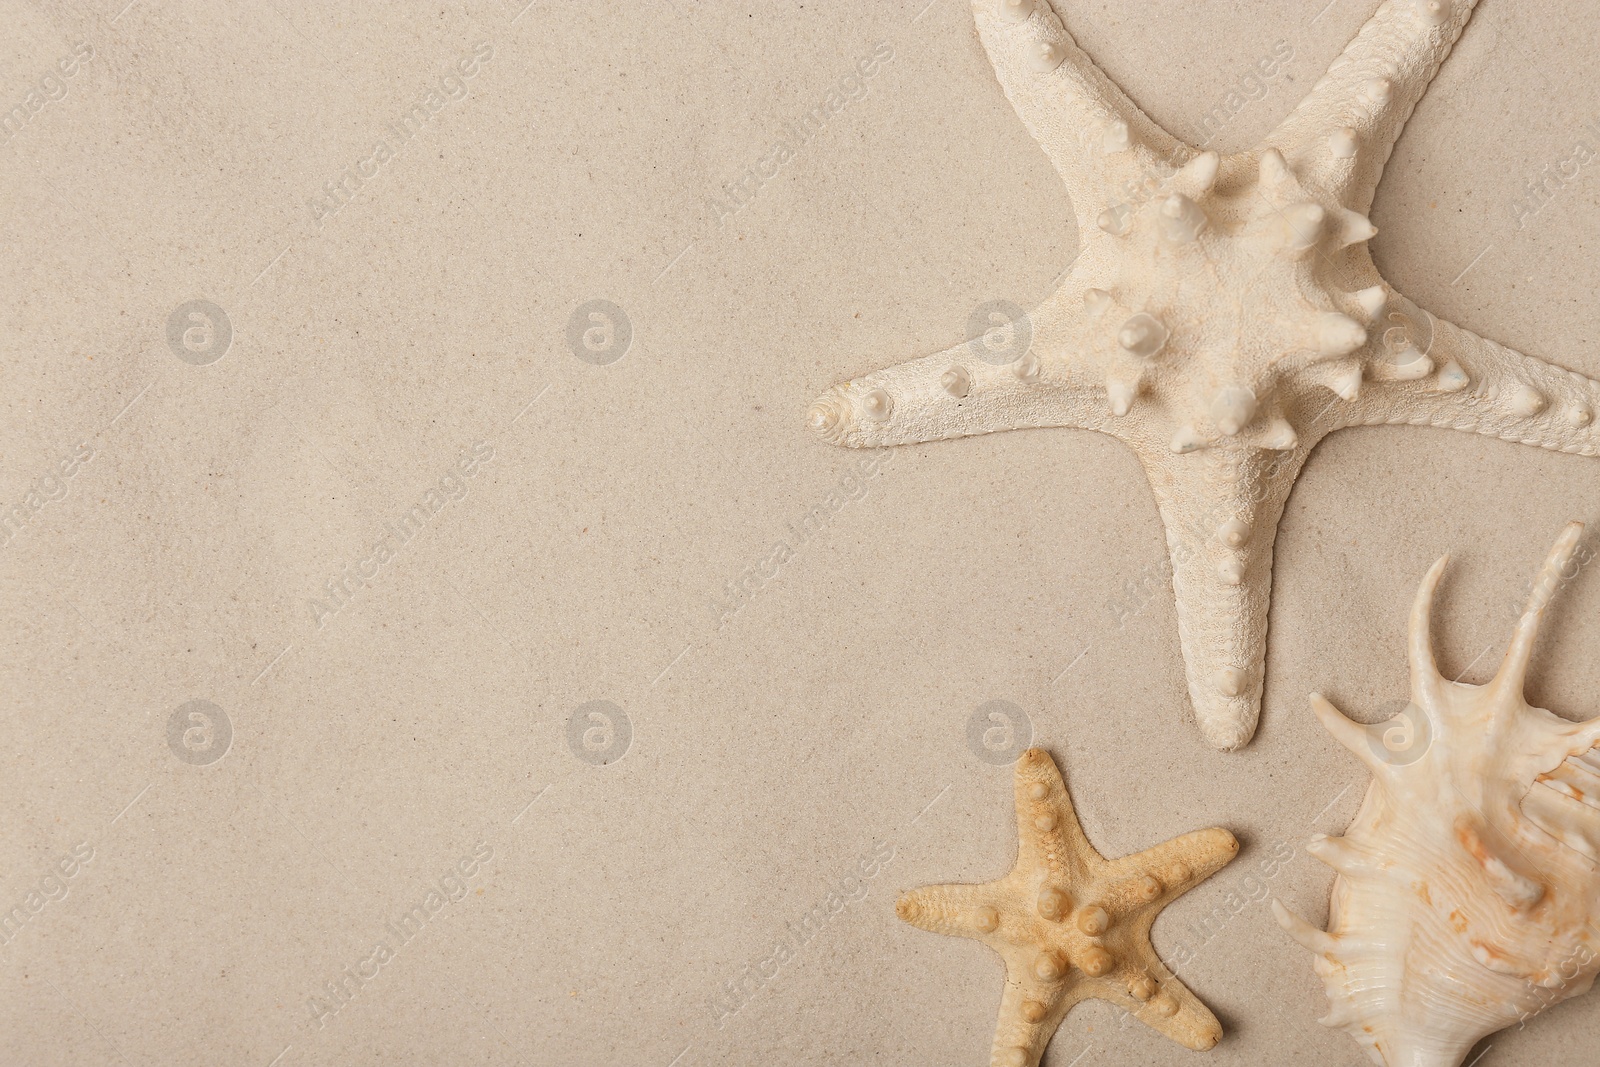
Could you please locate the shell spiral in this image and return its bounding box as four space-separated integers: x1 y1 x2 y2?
1277 523 1600 1067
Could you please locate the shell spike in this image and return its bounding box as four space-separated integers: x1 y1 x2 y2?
1574 715 1600 756
1409 554 1451 698
1098 203 1133 236
1289 526 1600 1062
1310 692 1387 774
1493 523 1585 696
1272 899 1336 957
1305 833 1366 876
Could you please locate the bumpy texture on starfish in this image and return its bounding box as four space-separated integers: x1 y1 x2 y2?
807 0 1600 750
896 748 1239 1063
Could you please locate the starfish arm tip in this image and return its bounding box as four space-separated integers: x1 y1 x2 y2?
1147 450 1310 750
1269 0 1480 211
1337 293 1600 457
895 882 1007 940
1128 976 1226 1050
808 334 1107 449
968 0 1194 209
1196 706 1257 752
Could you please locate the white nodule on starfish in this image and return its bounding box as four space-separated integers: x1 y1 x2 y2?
1259 416 1299 452
1097 203 1133 236
1118 312 1167 358
1435 360 1469 392
1258 147 1291 187
1174 150 1220 195
942 365 973 398
1415 0 1453 27
1353 285 1388 323
1511 385 1547 417
1101 118 1132 155
1254 201 1326 259
1169 423 1208 455
996 0 1033 23
1308 359 1363 402
1106 374 1138 417
1083 287 1115 320
806 0 1600 750
1209 386 1257 437
1311 313 1369 358
1158 193 1209 244
1335 209 1379 248
1028 40 1065 73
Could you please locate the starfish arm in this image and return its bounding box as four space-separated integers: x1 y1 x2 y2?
985 956 1078 1067
1137 445 1315 750
1103 827 1240 903
1269 0 1481 214
895 881 1010 942
970 0 1195 231
1014 748 1103 884
806 337 1108 449
1328 291 1600 455
1118 963 1227 1052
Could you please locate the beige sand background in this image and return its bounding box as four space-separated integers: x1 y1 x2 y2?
3 0 1600 1063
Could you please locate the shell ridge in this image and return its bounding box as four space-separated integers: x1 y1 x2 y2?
1285 523 1600 1065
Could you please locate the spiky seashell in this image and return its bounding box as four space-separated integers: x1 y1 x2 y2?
1276 523 1600 1067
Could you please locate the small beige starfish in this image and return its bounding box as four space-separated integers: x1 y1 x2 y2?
808 0 1600 750
896 748 1240 1063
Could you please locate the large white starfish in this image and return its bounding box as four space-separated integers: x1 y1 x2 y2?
808 0 1600 750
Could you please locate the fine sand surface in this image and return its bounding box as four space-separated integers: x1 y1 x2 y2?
2 1 1599 1063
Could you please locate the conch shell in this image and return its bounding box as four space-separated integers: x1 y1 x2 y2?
1276 522 1600 1067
